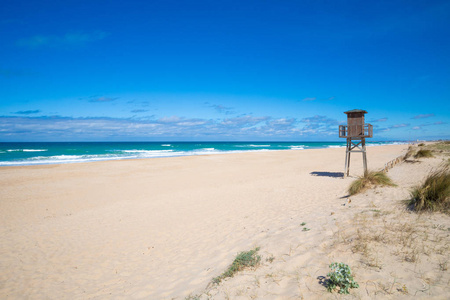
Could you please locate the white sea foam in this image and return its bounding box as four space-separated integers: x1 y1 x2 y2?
234 144 271 148
328 145 344 148
161 144 172 147
290 146 304 150
7 149 47 152
123 150 173 153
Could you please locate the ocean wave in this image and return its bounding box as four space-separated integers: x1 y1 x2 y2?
328 145 344 148
234 144 271 148
289 146 304 150
7 149 48 152
122 150 173 153
161 144 172 147
0 155 124 166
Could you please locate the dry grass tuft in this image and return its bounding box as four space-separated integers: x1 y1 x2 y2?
404 146 416 160
414 149 434 159
347 210 450 275
409 166 450 213
348 171 396 195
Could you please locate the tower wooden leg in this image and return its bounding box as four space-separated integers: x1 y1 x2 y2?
344 150 348 178
362 139 367 175
344 138 351 177
347 151 351 177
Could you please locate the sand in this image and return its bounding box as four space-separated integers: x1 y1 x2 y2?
1 144 449 299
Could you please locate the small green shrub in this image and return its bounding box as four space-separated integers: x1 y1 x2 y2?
327 262 359 294
348 171 396 195
409 166 450 213
414 149 433 158
418 143 425 146
212 247 261 284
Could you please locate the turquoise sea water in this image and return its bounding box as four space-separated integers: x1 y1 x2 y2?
0 141 405 166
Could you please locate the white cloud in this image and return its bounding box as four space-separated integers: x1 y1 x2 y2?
412 114 435 119
0 114 304 140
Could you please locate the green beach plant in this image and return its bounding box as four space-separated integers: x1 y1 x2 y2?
348 171 396 195
414 149 433 159
326 262 359 294
404 146 416 160
212 247 261 284
409 166 450 213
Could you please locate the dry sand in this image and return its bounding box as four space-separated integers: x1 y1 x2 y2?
1 144 449 299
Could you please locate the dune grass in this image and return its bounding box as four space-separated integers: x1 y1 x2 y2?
414 149 433 159
404 146 416 160
348 171 396 195
212 247 261 285
409 166 450 213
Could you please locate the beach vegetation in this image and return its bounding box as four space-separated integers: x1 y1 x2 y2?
425 141 450 154
418 143 425 147
414 149 433 159
409 166 450 213
326 262 359 294
212 247 261 285
266 255 275 263
348 171 396 195
404 146 416 160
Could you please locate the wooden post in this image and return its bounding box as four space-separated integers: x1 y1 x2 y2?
343 137 367 178
362 138 367 175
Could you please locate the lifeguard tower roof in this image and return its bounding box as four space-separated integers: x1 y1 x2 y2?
344 109 367 114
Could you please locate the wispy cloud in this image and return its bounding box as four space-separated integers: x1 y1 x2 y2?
370 117 388 122
415 121 448 128
433 121 447 125
14 110 41 115
0 114 303 140
412 113 435 119
390 123 409 129
205 103 235 115
301 115 339 125
89 96 119 103
131 109 149 113
17 31 109 48
299 115 339 136
301 96 334 101
379 123 410 132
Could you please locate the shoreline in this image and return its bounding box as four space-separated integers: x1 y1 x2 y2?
2 143 448 299
0 142 407 168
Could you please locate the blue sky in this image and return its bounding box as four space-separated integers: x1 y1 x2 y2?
1 0 449 141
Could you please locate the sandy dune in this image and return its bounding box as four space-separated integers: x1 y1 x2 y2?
1 144 448 299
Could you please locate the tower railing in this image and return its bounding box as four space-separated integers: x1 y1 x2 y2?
339 124 373 138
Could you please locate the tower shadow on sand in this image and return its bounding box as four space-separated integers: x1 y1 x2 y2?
310 171 344 178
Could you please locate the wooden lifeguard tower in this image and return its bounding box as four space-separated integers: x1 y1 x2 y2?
339 109 373 177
